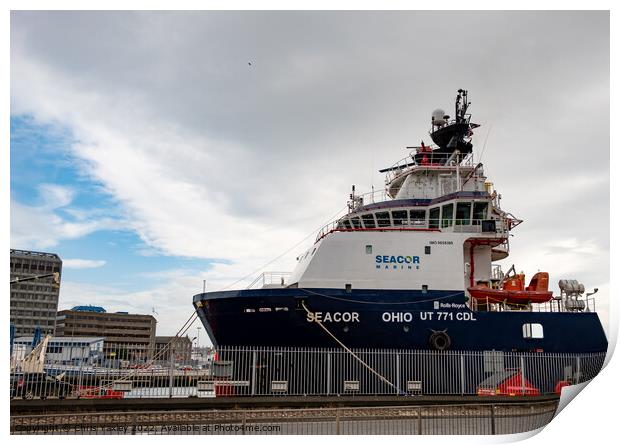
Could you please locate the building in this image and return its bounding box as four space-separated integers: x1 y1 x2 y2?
10 249 62 337
12 336 104 365
154 336 192 362
55 306 156 360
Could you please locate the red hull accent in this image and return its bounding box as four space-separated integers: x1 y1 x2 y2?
468 286 553 304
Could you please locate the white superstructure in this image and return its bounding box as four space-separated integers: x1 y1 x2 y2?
287 89 521 298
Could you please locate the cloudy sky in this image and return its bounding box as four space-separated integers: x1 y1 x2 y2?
10 11 609 340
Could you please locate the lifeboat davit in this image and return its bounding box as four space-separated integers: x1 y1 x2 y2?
468 272 553 305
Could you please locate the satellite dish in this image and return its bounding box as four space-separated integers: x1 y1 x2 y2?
432 109 446 126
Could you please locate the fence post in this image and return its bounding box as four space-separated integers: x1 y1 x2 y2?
251 350 257 396
168 348 174 398
327 352 332 396
520 356 526 396
396 353 400 395
335 408 341 435
490 404 496 435
576 356 581 384
460 352 465 396
417 407 422 434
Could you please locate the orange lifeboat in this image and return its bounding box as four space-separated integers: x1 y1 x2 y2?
468 272 553 305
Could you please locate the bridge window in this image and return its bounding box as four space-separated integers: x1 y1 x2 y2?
361 213 376 229
456 202 472 225
350 217 361 229
522 323 544 339
391 210 408 226
441 203 454 228
429 207 440 229
376 212 391 228
473 202 488 225
410 209 426 226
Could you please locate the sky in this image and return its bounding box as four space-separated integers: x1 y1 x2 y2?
9 11 610 340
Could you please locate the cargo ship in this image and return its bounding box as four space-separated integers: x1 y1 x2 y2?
193 89 607 354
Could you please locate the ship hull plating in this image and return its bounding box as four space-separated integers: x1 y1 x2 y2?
193 288 608 353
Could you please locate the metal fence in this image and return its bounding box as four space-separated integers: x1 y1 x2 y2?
10 343 606 400
10 401 558 435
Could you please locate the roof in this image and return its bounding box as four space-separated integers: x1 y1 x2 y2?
58 309 155 319
14 336 105 345
71 305 106 313
155 335 191 343
10 249 61 261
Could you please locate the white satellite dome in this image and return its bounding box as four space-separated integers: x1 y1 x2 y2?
432 108 446 126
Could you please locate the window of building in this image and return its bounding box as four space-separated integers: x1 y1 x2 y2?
522 323 544 339
441 203 454 228
391 210 408 226
376 212 391 227
429 207 440 229
473 202 488 225
361 213 376 229
456 202 472 225
365 245 373 254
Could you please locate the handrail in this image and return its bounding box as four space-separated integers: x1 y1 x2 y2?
383 152 476 185
316 216 512 243
247 272 292 289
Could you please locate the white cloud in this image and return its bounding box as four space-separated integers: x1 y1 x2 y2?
63 259 107 269
10 185 123 250
38 183 74 209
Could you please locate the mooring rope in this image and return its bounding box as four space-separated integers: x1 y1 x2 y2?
300 300 402 394
72 310 200 396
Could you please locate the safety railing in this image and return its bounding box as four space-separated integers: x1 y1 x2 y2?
383 152 475 186
10 343 606 400
316 216 508 243
530 294 597 314
247 272 292 290
10 400 559 435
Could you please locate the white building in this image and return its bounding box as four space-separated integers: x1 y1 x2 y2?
13 336 104 364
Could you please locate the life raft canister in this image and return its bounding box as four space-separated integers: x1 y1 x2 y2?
429 330 451 351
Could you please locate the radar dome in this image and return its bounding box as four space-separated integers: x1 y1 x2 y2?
432 109 446 126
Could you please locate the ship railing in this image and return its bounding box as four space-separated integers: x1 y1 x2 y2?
315 217 509 243
491 264 505 282
9 343 607 400
384 152 475 185
247 272 292 289
530 293 598 314
479 293 598 314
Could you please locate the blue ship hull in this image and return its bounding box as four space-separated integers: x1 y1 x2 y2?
193 288 608 353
